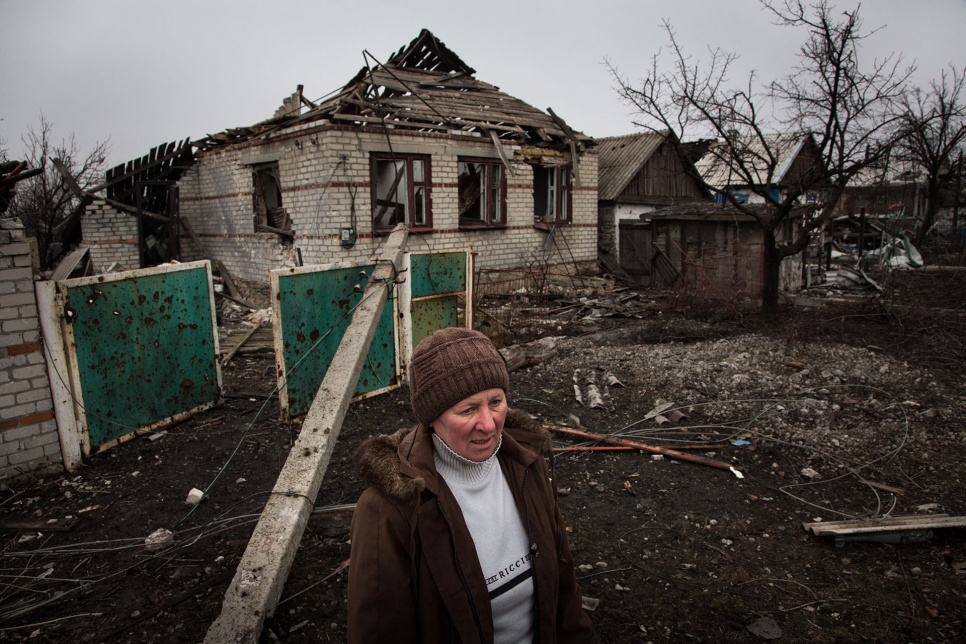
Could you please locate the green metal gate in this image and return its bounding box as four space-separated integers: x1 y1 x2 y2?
271 249 472 422
38 261 222 467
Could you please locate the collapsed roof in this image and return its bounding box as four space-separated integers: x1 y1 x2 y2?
195 29 593 152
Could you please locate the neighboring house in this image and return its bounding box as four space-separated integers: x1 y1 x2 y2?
619 203 805 298
80 29 598 288
835 159 924 229
596 131 710 260
694 133 824 206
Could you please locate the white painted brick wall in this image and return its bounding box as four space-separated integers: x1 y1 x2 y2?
81 199 140 271
178 126 600 284
0 218 61 480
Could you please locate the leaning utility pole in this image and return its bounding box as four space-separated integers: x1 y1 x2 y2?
204 225 408 643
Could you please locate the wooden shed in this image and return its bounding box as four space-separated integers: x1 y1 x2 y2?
619 203 805 300
596 131 709 259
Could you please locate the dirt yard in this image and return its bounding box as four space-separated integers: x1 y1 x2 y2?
1 265 964 643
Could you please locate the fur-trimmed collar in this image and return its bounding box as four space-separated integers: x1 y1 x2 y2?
354 408 548 502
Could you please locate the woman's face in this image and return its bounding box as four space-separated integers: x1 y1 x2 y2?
432 388 508 462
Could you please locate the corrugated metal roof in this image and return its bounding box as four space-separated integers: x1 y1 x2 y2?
694 133 807 190
596 131 668 201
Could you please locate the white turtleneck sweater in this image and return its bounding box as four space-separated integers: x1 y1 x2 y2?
432 433 536 644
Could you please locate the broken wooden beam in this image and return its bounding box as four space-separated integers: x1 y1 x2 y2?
546 424 738 472
214 260 256 309
204 224 408 644
215 290 256 311
803 514 966 547
221 323 262 366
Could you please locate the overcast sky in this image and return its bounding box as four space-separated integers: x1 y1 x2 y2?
2 0 964 168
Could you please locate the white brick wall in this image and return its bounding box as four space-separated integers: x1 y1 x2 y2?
0 218 61 479
178 126 600 284
81 199 140 271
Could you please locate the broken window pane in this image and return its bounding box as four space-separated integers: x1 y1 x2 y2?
458 158 505 227
253 162 289 232
533 165 572 225
371 153 432 231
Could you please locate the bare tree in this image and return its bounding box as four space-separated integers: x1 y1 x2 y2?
609 0 911 317
3 115 109 270
893 66 966 245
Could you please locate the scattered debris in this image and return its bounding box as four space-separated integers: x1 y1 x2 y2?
573 369 615 411
145 528 175 551
746 616 783 640
185 488 205 506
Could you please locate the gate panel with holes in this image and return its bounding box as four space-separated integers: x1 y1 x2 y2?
271 261 398 422
37 261 222 469
404 250 472 350
271 249 472 422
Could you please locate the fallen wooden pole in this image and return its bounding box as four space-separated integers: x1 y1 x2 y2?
204 225 408 644
546 425 737 472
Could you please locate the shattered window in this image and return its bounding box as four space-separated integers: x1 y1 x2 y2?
253 162 288 233
458 158 505 228
371 153 432 233
533 165 572 226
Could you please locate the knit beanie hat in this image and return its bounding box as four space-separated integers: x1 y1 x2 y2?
409 327 509 427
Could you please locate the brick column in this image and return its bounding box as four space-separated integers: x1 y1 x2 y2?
80 198 140 271
0 218 62 479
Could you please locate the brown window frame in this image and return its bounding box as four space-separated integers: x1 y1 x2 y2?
457 157 507 230
370 153 433 234
533 164 572 229
252 162 290 234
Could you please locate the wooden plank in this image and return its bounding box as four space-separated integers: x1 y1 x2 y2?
214 260 245 302
215 290 256 311
0 517 80 532
50 247 91 281
488 129 514 176
221 323 261 366
803 515 966 536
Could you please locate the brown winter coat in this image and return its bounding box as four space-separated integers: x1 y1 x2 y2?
347 408 597 644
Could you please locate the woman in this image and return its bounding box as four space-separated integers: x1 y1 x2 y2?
347 327 597 643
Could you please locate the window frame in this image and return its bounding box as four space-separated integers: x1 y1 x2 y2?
533 164 573 229
370 153 433 234
252 162 289 233
457 157 507 230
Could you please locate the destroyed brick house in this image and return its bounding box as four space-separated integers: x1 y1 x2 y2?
79 29 599 292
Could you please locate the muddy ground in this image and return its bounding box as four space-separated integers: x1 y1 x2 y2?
1 264 964 643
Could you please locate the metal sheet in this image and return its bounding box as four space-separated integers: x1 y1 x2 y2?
274 263 398 420
409 251 466 298
411 295 463 349
62 263 220 448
